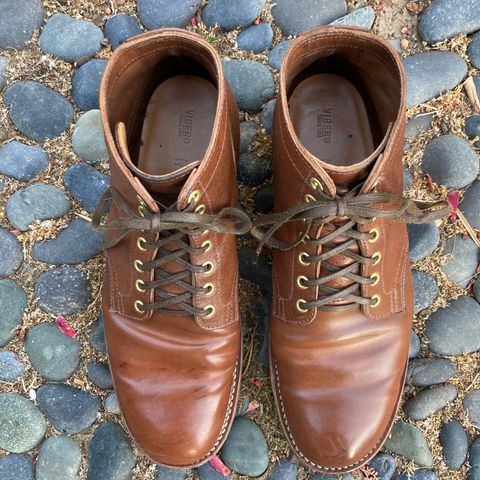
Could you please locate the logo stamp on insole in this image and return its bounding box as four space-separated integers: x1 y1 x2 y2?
317 108 332 143
177 109 194 144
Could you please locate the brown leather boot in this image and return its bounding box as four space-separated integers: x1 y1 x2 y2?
93 29 250 468
252 27 448 474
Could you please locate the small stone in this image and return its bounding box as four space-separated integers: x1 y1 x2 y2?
39 13 103 63
268 40 292 70
238 246 272 295
403 52 467 109
0 141 49 181
404 383 457 421
237 23 273 53
384 421 433 467
202 0 265 30
464 390 480 427
254 185 273 213
138 0 201 29
425 296 480 355
87 362 113 389
104 14 142 50
268 458 297 480
105 393 120 414
407 223 440 262
261 99 275 135
404 167 412 190
465 114 480 139
197 462 230 480
90 314 106 354
0 0 44 50
72 59 108 111
238 153 271 186
474 277 480 303
0 351 26 382
5 81 74 141
221 417 268 476
0 56 7 91
419 0 480 43
155 465 188 480
72 110 108 164
7 183 70 231
222 60 275 112
25 322 81 381
406 114 434 137
439 419 468 470
442 235 479 288
406 358 456 387
63 163 110 213
32 219 105 265
470 438 480 480
36 435 81 480
396 470 438 480
0 280 27 347
409 330 421 359
36 383 100 434
329 6 375 30
0 393 46 453
460 180 480 230
367 453 396 480
412 270 438 314
0 454 34 480
240 121 257 153
87 421 135 480
272 0 347 35
0 227 23 277
421 135 478 189
469 32 480 69
36 267 92 316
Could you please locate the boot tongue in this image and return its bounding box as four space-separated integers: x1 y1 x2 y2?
115 122 199 196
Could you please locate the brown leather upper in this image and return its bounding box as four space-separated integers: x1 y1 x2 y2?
98 29 242 467
270 27 411 473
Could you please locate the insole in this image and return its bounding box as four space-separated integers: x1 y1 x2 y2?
138 75 217 175
288 74 374 167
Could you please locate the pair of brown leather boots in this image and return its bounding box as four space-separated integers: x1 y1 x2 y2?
93 26 447 475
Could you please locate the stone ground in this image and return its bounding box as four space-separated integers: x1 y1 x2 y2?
1 0 480 479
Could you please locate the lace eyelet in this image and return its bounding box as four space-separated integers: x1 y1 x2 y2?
203 283 214 296
371 294 381 308
134 300 144 313
203 305 215 318
370 272 380 286
201 240 212 253
296 275 309 289
368 228 379 243
202 261 215 274
135 279 146 292
138 205 146 217
188 190 201 205
296 299 309 313
298 252 310 266
372 252 381 266
137 237 147 251
305 194 316 203
195 204 206 214
310 177 324 192
302 234 310 244
134 259 144 272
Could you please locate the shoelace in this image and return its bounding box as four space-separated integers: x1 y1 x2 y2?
92 187 251 317
251 183 450 312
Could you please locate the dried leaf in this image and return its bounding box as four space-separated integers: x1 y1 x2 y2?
191 16 198 26
248 377 263 387
246 400 261 413
465 76 480 112
55 316 77 338
446 191 460 222
425 173 435 191
11 229 21 236
209 455 231 476
359 465 380 480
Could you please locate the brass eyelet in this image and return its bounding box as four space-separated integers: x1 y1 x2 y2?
135 279 146 292
203 283 215 297
310 177 324 192
370 272 380 287
134 259 144 272
138 205 146 217
298 252 310 266
296 299 309 313
302 234 310 244
372 252 381 266
137 237 147 251
304 194 316 203
134 300 144 313
368 228 379 243
296 275 309 289
202 261 215 274
371 294 381 308
188 190 201 205
203 305 215 318
201 240 212 253
195 204 206 214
